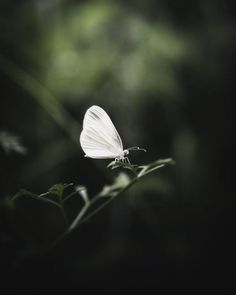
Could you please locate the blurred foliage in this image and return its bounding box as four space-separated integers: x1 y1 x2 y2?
38 2 189 104
0 130 27 155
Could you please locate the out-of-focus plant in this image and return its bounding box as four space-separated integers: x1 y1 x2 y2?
38 2 189 106
0 131 27 155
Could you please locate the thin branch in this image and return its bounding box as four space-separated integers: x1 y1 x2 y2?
62 191 79 203
13 192 61 208
78 177 138 227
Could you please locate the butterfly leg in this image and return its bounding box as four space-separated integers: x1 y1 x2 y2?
124 157 130 164
115 157 130 164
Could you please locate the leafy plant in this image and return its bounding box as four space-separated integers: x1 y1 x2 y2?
12 158 174 252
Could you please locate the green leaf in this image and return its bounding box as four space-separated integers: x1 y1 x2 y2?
137 158 175 178
12 189 36 200
99 173 131 197
75 185 89 204
107 158 175 178
107 160 139 175
47 183 73 198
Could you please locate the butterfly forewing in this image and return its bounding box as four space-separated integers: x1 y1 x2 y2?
80 105 124 159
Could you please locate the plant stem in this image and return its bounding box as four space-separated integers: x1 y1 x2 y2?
78 176 138 227
13 191 61 208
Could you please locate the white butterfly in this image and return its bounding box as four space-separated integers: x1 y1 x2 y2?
80 105 146 163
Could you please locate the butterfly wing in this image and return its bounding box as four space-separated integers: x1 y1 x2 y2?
80 105 123 159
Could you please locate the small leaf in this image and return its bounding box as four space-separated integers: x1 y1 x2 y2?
47 183 73 198
75 186 89 204
99 173 130 197
108 158 175 178
138 158 175 178
148 158 176 167
12 189 35 201
107 161 139 175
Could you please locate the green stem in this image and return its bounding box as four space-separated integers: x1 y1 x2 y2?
62 191 79 203
67 202 90 232
60 206 69 227
78 176 138 227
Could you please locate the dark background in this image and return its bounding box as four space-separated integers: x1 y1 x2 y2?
0 0 235 292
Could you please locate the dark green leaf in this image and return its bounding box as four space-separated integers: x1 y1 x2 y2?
137 158 175 178
107 161 139 175
47 183 73 198
99 173 130 197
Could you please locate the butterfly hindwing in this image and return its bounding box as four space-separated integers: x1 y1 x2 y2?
80 105 123 159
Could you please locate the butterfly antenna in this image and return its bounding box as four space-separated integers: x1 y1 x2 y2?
128 146 147 152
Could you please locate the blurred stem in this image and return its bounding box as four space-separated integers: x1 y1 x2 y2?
0 53 81 143
60 206 69 227
58 194 69 227
67 202 90 232
62 191 79 203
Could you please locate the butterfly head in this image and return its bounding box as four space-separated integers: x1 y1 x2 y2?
120 146 146 160
123 149 129 156
122 147 146 158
